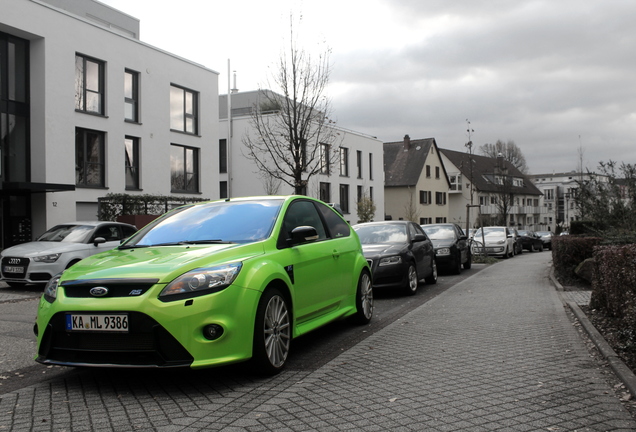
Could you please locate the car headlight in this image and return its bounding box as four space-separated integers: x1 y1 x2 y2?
436 248 451 256
379 256 402 266
159 262 242 301
43 273 62 303
496 240 505 244
33 253 61 263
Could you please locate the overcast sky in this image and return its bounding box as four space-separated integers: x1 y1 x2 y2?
101 0 636 175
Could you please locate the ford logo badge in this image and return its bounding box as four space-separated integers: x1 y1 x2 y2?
90 287 109 297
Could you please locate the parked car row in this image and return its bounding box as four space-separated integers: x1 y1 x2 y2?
470 226 551 257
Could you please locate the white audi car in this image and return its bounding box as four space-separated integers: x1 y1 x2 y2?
1 221 137 288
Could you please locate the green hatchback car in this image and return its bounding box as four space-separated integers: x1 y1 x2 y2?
34 196 373 374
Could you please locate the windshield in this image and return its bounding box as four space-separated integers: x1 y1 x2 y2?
355 224 407 244
422 225 455 240
36 225 94 243
474 227 505 238
124 199 283 247
517 230 529 236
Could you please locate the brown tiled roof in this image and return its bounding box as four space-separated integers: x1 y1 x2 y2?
440 148 542 196
384 137 436 187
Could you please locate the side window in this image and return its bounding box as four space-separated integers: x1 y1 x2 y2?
93 226 120 242
316 202 350 239
279 200 327 247
122 226 138 239
408 223 418 240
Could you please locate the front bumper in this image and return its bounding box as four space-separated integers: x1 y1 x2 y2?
35 281 261 369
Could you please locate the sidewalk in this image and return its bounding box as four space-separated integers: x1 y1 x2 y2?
1 252 635 431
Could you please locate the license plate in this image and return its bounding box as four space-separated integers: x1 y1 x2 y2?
66 314 129 332
3 266 24 273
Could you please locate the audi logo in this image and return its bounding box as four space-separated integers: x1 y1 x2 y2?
8 258 20 265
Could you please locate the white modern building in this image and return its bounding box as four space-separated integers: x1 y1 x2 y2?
0 0 219 248
219 91 385 224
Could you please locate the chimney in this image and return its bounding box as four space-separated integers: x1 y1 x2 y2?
403 134 411 150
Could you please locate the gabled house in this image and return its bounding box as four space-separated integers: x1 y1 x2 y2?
384 136 450 223
440 148 545 232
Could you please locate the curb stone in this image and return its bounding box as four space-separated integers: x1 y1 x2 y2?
549 269 636 399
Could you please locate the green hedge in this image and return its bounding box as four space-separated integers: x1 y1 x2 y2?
551 235 603 283
590 244 636 353
98 193 208 221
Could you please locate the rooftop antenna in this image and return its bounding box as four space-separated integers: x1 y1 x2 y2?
231 71 238 94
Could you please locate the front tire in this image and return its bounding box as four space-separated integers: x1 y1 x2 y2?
251 288 291 375
451 253 462 275
404 263 419 295
350 269 373 324
463 252 472 270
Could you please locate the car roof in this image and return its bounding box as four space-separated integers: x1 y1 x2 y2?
55 221 135 227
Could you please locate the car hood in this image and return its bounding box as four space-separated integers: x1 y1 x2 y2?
361 243 405 258
59 242 265 284
1 241 94 257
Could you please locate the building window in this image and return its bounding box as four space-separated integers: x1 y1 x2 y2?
479 196 486 205
75 54 104 114
449 174 462 190
220 181 228 199
435 217 447 223
420 217 432 224
419 190 431 204
170 144 199 193
75 128 105 187
124 136 140 190
357 185 363 203
320 143 330 174
320 182 331 202
356 150 363 178
426 165 431 178
369 187 373 201
435 192 447 205
124 69 139 122
340 148 349 176
170 84 198 134
369 153 373 180
219 139 227 173
339 184 349 213
435 166 440 179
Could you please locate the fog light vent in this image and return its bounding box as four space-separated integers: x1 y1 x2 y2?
203 324 224 340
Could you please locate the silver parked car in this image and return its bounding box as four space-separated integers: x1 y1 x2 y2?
1 221 137 288
471 226 516 258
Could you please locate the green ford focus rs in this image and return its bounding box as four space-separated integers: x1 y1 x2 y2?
34 196 373 374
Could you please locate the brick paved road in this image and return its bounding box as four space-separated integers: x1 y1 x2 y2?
1 252 634 431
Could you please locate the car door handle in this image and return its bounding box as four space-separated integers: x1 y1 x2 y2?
332 250 340 259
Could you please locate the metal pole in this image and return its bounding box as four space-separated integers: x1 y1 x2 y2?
227 59 232 198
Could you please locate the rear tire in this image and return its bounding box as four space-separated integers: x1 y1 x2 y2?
251 288 291 375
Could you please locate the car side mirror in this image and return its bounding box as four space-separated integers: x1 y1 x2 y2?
459 235 467 240
93 237 106 246
289 226 319 246
412 233 426 243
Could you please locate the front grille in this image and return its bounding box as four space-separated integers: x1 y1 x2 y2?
37 311 193 367
62 278 158 298
1 256 30 279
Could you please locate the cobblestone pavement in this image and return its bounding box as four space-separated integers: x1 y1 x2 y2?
1 253 635 431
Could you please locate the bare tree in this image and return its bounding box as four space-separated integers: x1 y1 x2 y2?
243 18 340 195
403 189 419 223
479 140 529 174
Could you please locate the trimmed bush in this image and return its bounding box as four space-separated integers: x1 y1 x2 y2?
552 235 603 284
98 193 208 221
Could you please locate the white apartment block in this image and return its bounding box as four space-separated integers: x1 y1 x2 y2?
0 0 219 248
219 91 385 224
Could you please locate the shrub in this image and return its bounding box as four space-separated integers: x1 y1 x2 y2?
552 235 602 283
590 244 636 348
97 193 208 221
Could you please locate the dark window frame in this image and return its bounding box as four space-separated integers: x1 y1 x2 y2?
170 143 200 193
124 69 139 123
339 184 350 214
170 84 199 135
75 127 106 188
75 53 105 115
124 136 140 190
